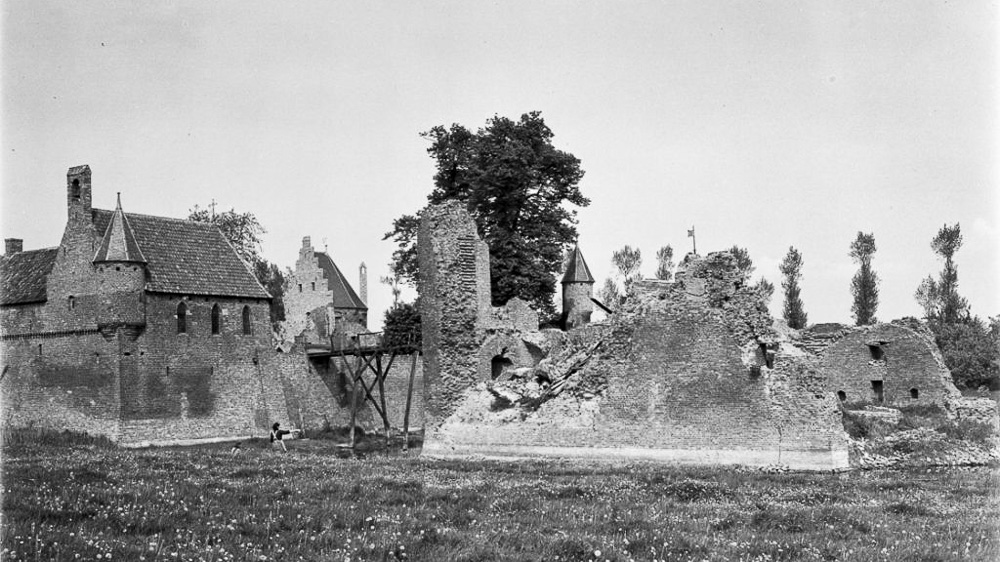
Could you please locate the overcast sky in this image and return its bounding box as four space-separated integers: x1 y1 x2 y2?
3 1 997 328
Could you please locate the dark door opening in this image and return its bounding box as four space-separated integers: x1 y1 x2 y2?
871 380 884 403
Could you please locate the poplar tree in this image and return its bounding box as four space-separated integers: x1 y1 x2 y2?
779 246 808 329
849 231 879 325
654 245 674 281
929 223 968 324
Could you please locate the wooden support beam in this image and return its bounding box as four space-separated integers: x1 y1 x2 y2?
402 351 418 452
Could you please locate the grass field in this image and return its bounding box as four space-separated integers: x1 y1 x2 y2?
2 431 998 562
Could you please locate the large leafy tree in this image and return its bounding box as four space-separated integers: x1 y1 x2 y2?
849 231 879 325
779 246 808 329
384 112 588 317
189 204 285 330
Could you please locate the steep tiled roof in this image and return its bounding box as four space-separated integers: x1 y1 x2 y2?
93 209 269 299
0 248 58 305
93 195 147 264
315 252 367 310
561 246 595 284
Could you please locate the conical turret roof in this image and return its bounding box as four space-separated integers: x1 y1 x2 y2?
93 193 147 264
561 245 594 284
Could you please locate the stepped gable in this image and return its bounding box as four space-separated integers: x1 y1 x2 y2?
93 194 147 264
92 209 268 299
0 248 58 305
315 251 367 309
561 245 595 284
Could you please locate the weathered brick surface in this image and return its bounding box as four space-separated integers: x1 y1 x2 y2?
812 322 961 407
417 207 847 470
418 202 490 428
2 166 289 444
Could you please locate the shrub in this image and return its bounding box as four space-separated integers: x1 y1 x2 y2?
937 419 994 444
2 427 115 449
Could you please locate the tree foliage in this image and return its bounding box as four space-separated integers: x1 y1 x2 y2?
935 317 999 390
727 245 755 280
779 246 808 329
382 301 422 351
654 245 674 281
612 245 642 287
849 231 879 326
383 112 588 317
928 223 969 324
189 204 285 330
726 245 773 304
596 278 622 310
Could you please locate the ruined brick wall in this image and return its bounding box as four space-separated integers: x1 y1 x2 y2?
418 201 491 428
419 225 847 469
814 323 961 407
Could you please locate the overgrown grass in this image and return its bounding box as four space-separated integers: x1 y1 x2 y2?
2 429 998 561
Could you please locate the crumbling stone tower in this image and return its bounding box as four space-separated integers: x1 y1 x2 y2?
561 245 594 330
417 201 492 426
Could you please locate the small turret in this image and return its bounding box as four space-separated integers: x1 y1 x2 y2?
93 193 147 339
561 245 595 330
67 165 92 219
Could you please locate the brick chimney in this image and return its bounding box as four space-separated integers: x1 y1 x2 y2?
4 238 23 255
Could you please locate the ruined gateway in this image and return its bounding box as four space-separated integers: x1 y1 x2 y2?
417 201 850 470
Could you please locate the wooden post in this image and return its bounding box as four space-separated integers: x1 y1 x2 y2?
348 353 361 449
375 353 391 449
402 351 418 452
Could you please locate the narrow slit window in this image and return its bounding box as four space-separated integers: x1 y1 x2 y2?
68 296 76 309
211 304 221 335
177 302 187 334
311 282 316 291
242 305 252 335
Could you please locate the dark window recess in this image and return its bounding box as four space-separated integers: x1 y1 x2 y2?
311 282 316 291
72 179 81 199
910 388 919 399
211 304 221 335
242 305 252 335
491 355 513 380
68 296 75 309
837 390 847 402
871 380 884 403
177 302 187 334
298 284 303 293
38 344 42 356
868 345 884 360
749 365 761 378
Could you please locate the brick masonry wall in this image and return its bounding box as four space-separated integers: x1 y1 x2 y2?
816 323 961 407
418 201 491 429
417 210 846 469
2 176 290 444
562 282 593 330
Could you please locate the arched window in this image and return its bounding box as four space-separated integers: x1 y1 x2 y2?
211 304 221 335
242 305 252 335
177 302 187 334
837 390 846 402
68 296 76 309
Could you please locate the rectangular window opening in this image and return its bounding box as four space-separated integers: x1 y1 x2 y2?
871 380 884 403
868 345 884 361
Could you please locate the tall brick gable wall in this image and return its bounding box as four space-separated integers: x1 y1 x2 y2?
809 322 961 407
